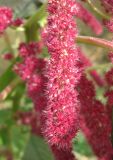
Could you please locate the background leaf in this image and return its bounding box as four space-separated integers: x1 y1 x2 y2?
0 60 17 92
0 0 42 18
22 135 54 160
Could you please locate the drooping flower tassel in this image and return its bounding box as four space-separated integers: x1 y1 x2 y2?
78 75 113 160
74 1 103 35
43 0 81 149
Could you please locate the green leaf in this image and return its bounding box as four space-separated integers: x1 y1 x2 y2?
11 125 30 160
0 109 12 125
0 58 18 92
22 135 54 160
73 131 94 157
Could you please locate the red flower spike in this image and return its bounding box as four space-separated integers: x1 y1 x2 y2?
78 75 113 160
0 7 13 33
43 0 81 149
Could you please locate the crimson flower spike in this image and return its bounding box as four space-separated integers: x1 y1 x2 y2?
43 0 81 149
78 75 113 160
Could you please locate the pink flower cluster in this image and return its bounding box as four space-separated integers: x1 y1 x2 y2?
0 7 13 33
15 41 47 135
0 6 24 34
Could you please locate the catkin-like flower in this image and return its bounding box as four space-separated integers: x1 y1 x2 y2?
15 41 47 136
0 7 13 33
78 75 113 160
43 0 80 148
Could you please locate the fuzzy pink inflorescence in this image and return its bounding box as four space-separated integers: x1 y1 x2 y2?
43 0 81 149
15 42 47 135
74 1 103 35
78 75 113 160
0 7 13 33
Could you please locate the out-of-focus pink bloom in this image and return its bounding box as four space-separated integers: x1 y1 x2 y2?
3 53 13 60
16 111 42 136
15 41 47 136
103 18 113 33
12 18 24 27
74 1 103 35
19 42 42 58
0 7 13 33
15 56 39 81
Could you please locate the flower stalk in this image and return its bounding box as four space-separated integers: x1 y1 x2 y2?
77 36 113 51
86 0 111 20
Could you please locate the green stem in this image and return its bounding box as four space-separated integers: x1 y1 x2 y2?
86 0 110 20
24 4 47 42
86 63 113 72
77 36 113 51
